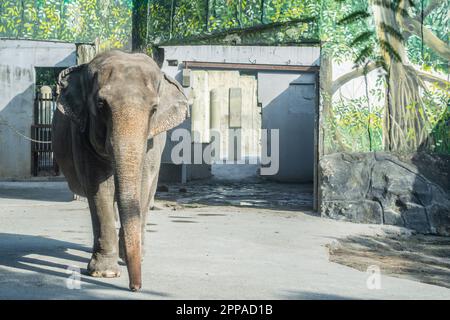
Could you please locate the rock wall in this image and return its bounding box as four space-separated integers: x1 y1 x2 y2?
319 152 450 236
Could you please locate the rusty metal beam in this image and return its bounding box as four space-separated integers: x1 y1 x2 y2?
183 61 319 72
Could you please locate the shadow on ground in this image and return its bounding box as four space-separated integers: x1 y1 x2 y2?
0 233 170 299
327 233 450 289
280 290 353 300
156 179 314 212
0 182 73 202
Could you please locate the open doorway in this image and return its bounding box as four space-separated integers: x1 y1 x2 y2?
158 63 319 211
258 71 317 183
188 69 261 182
186 63 318 183
157 45 320 211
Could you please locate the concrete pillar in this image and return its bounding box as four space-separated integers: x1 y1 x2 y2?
191 71 210 143
239 75 260 159
76 44 97 64
209 87 227 158
39 86 53 125
210 89 222 131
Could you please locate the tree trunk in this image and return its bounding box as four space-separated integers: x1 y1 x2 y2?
373 0 430 152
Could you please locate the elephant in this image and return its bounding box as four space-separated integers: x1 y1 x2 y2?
52 50 188 291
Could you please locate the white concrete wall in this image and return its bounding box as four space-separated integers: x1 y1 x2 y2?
259 72 317 182
159 45 320 182
0 39 76 178
161 45 320 70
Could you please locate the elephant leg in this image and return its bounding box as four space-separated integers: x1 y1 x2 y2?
87 177 120 278
146 133 165 213
147 173 159 211
141 139 164 249
141 171 159 247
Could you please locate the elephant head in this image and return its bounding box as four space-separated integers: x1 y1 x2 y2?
56 50 188 291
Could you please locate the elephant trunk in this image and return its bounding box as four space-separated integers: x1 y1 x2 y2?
111 109 148 291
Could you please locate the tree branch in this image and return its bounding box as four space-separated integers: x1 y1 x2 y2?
411 67 450 90
331 62 381 95
404 17 450 61
420 0 442 19
330 61 449 96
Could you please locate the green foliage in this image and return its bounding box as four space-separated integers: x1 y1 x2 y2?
1 0 447 154
147 0 319 44
322 0 449 155
319 0 372 63
35 67 66 86
406 1 449 74
422 85 450 154
333 0 416 70
338 10 371 25
0 0 132 49
328 85 385 152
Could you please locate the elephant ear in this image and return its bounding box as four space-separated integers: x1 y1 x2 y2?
149 73 189 137
56 64 88 132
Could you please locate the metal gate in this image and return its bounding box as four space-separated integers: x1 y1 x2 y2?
31 85 59 176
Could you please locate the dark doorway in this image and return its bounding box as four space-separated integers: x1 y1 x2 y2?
31 67 65 176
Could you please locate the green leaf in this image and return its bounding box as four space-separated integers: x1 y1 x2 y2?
338 10 371 25
379 39 402 63
379 22 404 42
350 31 374 47
355 46 373 65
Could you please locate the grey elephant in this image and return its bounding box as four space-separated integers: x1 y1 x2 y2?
52 50 188 291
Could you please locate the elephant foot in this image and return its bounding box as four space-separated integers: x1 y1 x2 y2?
88 253 121 278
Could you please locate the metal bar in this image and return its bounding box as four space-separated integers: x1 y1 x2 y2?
38 94 42 124
184 61 320 72
32 85 58 175
31 124 52 128
34 90 38 124
44 97 47 124
31 126 36 176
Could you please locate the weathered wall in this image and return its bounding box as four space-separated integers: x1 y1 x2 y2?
0 39 76 178
259 71 317 182
160 45 320 67
159 45 320 182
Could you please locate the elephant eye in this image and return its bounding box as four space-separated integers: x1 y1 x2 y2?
98 99 105 109
151 105 158 115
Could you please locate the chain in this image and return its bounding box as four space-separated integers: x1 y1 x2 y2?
0 115 53 144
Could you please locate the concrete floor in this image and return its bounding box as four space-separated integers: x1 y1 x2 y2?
0 181 449 300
